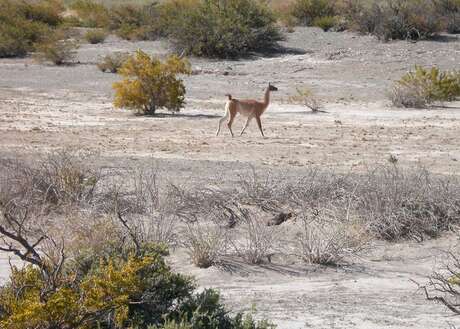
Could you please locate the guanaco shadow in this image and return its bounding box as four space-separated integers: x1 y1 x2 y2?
135 112 221 119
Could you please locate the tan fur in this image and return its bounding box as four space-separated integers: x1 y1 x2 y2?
216 83 277 137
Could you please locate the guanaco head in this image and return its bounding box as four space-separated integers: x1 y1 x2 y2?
268 83 278 92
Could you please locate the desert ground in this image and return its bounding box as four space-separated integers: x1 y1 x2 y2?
1 27 460 328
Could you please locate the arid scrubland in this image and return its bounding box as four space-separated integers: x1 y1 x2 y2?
1 0 460 328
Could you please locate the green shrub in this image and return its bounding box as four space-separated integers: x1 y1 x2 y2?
20 0 64 26
390 66 460 108
312 15 338 31
161 0 283 58
169 289 276 329
84 29 107 44
109 3 156 40
0 242 275 329
97 51 129 73
270 0 298 29
290 0 335 26
0 20 46 57
34 31 79 65
69 0 110 28
0 245 194 329
346 0 442 40
0 0 63 57
113 50 191 115
433 0 460 33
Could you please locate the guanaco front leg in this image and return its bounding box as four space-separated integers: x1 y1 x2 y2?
216 112 228 136
240 117 253 136
227 112 236 137
255 116 264 137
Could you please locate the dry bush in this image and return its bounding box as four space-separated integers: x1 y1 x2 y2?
296 209 369 265
84 29 107 44
164 184 222 223
34 31 79 65
417 251 460 315
232 207 279 264
101 166 181 249
183 223 229 268
389 83 429 108
354 166 460 241
288 87 323 112
97 51 129 73
237 165 460 242
345 0 442 40
0 150 100 209
285 168 352 209
237 175 284 212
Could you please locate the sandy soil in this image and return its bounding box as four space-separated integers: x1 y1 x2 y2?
1 27 460 328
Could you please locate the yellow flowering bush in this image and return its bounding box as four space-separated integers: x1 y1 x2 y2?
0 246 194 329
113 50 191 115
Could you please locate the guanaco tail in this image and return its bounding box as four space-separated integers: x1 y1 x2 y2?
216 83 278 137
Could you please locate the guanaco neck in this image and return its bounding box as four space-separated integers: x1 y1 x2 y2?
263 87 271 109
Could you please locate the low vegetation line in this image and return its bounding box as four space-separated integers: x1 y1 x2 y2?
1 151 460 325
2 0 459 61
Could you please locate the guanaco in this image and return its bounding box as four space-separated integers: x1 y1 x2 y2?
216 83 278 137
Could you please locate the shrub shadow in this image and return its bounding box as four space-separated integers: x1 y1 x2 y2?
250 45 308 59
429 34 459 43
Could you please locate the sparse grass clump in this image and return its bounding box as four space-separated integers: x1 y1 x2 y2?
113 50 191 115
84 29 107 44
97 51 129 73
390 66 460 108
162 0 283 58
